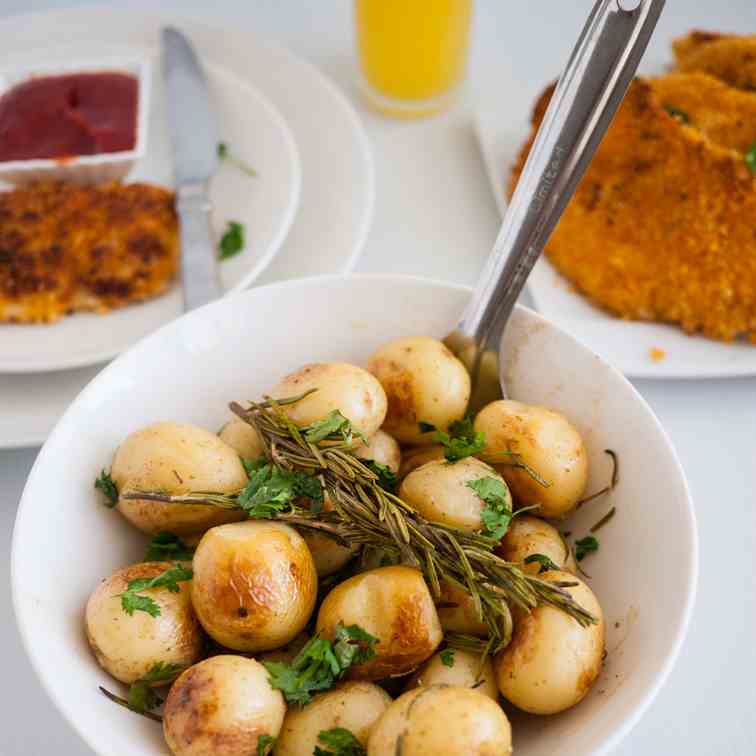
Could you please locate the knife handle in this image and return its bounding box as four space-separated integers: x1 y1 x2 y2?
176 182 222 312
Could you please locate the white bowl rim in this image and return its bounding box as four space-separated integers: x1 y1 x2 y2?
11 272 698 756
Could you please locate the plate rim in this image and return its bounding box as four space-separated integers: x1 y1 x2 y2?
10 271 698 756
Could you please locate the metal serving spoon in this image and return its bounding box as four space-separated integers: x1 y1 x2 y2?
446 0 665 411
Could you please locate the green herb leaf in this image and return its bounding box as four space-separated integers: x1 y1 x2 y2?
314 727 366 756
575 535 599 561
466 476 513 540
126 662 184 714
663 104 690 124
219 220 245 260
746 143 756 175
95 469 118 507
217 141 258 176
242 457 269 476
118 565 193 617
257 734 276 756
302 410 364 445
440 648 455 667
144 532 194 562
434 417 486 462
524 553 560 574
238 462 323 518
418 421 437 434
263 623 377 706
363 460 398 493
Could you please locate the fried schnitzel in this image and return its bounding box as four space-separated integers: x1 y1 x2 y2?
0 181 178 323
510 77 756 342
673 31 756 92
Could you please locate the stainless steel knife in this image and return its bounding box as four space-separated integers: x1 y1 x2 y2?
162 26 221 311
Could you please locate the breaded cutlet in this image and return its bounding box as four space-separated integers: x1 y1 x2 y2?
0 181 178 323
673 30 756 92
509 78 756 342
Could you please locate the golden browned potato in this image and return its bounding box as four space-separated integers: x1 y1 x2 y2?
192 521 317 652
494 570 605 714
435 580 489 637
218 417 265 460
163 656 284 756
398 445 446 479
367 686 512 756
404 649 498 701
275 681 392 755
111 422 247 536
269 362 387 441
354 429 402 472
475 400 588 517
497 514 577 574
399 457 508 532
85 562 202 684
367 336 470 445
316 565 442 680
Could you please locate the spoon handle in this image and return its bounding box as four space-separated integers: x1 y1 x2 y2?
458 0 664 349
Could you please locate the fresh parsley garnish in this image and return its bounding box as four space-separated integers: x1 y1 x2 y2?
257 734 276 756
144 532 194 562
314 727 366 756
302 410 364 445
118 565 193 617
524 553 560 574
127 662 184 713
263 623 378 706
440 648 455 668
663 104 690 124
219 220 245 260
746 143 756 175
363 460 398 493
434 417 486 462
238 461 323 518
575 535 599 561
217 141 258 176
95 469 118 507
418 421 437 434
466 476 513 540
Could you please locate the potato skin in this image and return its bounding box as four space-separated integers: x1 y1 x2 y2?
400 457 507 532
192 521 317 652
163 656 284 756
497 514 577 575
111 422 247 536
494 570 605 714
354 429 402 472
275 681 392 755
316 565 442 680
435 580 488 637
269 362 387 441
404 649 498 701
85 562 202 684
398 445 446 479
218 417 265 460
367 685 512 756
475 400 588 517
367 337 470 444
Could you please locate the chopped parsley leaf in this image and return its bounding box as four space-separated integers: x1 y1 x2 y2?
466 476 513 540
257 734 276 755
144 532 194 562
434 417 486 462
524 553 560 574
95 469 118 507
363 460 398 493
575 535 600 561
238 462 323 518
440 648 456 667
127 662 184 714
219 220 245 260
118 564 193 617
314 727 365 756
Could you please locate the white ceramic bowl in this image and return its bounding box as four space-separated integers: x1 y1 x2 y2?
11 275 696 756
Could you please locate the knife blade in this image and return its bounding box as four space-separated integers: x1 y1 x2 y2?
162 26 221 311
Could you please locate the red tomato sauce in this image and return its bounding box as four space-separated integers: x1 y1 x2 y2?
0 71 138 162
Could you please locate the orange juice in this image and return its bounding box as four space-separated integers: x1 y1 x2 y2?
355 0 473 117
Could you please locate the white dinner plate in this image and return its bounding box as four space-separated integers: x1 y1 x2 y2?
0 38 302 373
0 8 374 448
475 107 756 379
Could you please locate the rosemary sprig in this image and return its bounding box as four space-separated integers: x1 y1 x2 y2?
123 396 597 653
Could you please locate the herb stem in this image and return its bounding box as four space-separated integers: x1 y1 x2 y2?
98 687 163 723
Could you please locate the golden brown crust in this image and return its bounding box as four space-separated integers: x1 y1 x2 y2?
673 31 756 91
0 181 177 322
510 76 756 342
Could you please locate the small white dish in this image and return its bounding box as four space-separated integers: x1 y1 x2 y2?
474 107 756 379
0 57 150 186
0 7 374 447
12 274 696 756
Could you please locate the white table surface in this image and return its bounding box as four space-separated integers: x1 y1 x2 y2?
2 1 755 754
